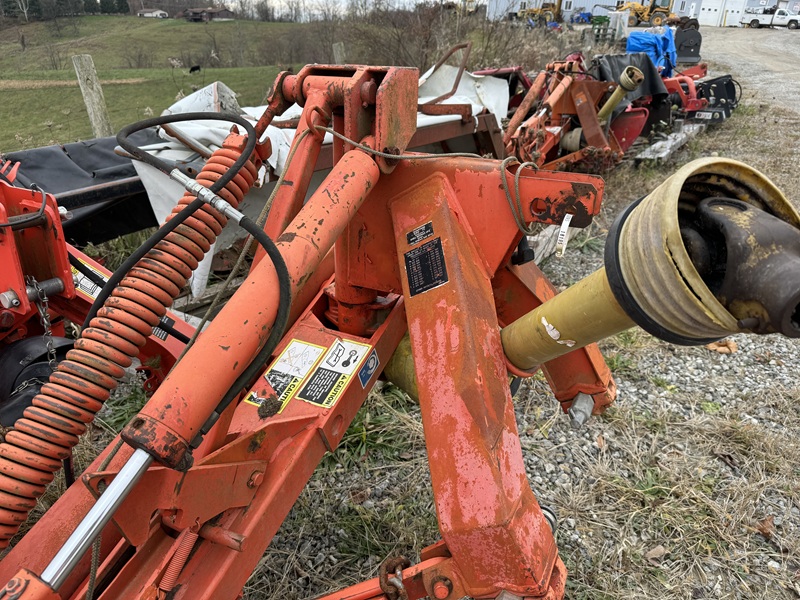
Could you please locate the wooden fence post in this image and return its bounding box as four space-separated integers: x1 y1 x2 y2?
72 54 114 138
333 42 347 64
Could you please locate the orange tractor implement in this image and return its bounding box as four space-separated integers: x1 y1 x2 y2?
0 61 798 600
505 56 649 171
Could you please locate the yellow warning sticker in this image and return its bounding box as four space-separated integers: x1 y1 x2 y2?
70 259 107 301
296 338 371 409
245 339 326 412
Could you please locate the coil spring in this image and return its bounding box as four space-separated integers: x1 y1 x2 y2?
0 146 259 548
158 529 198 593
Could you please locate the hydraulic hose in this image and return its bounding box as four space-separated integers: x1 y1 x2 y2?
83 112 258 329
0 113 261 548
191 213 291 445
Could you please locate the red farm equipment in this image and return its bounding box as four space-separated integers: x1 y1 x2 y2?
0 62 797 600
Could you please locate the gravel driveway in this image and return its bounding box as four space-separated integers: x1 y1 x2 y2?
700 27 800 115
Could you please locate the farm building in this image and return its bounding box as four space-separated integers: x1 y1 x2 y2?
177 7 236 21
137 9 168 17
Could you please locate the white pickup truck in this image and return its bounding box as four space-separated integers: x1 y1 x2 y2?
741 7 800 28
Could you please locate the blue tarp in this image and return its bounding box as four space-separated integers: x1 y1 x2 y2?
626 28 678 77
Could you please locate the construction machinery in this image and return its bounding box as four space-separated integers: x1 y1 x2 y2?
597 0 699 28
518 0 564 23
0 61 799 600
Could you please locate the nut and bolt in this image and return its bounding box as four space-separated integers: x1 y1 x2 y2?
568 392 594 430
247 471 264 488
360 79 378 105
0 311 14 331
0 290 21 309
431 577 453 600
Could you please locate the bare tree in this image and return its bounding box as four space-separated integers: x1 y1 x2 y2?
284 0 301 21
235 0 253 19
254 0 274 20
14 0 31 21
346 0 368 19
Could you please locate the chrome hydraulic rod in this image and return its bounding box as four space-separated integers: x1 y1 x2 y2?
39 448 153 590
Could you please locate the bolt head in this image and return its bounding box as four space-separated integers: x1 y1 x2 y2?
0 311 14 331
431 578 452 599
248 471 264 488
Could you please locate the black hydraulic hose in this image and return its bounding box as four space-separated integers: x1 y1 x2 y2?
67 252 106 288
192 214 291 445
82 113 258 331
0 184 46 230
116 112 256 188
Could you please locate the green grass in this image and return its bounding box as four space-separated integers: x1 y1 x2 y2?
0 15 301 151
0 16 298 72
0 65 282 151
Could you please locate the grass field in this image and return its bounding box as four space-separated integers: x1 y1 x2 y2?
0 16 299 151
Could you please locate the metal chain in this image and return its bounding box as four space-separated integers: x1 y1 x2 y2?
10 378 47 397
378 556 410 600
26 276 57 370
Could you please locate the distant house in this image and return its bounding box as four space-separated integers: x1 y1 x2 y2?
177 7 236 21
137 8 168 17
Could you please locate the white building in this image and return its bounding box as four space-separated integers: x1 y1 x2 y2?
137 9 168 17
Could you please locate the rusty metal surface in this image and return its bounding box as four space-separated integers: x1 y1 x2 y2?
0 62 624 600
124 151 381 469
389 176 560 597
687 197 800 337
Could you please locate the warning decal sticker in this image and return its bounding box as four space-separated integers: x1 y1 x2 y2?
296 339 371 408
246 339 326 411
70 259 107 301
358 349 380 389
404 237 448 297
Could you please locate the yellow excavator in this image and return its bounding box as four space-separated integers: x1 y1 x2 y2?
596 0 700 27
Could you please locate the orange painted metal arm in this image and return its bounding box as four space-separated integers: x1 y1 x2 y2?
121 150 381 470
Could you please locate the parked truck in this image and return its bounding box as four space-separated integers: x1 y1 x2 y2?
741 6 800 28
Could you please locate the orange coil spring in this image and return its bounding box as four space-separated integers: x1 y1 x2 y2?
0 147 258 548
158 529 199 593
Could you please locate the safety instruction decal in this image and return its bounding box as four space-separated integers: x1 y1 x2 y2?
296 339 371 408
404 237 448 297
246 339 326 411
70 258 107 301
358 349 380 389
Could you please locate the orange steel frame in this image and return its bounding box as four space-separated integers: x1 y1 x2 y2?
505 58 643 172
0 64 615 600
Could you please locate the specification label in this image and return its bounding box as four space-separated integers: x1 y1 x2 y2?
406 221 434 246
404 237 448 297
